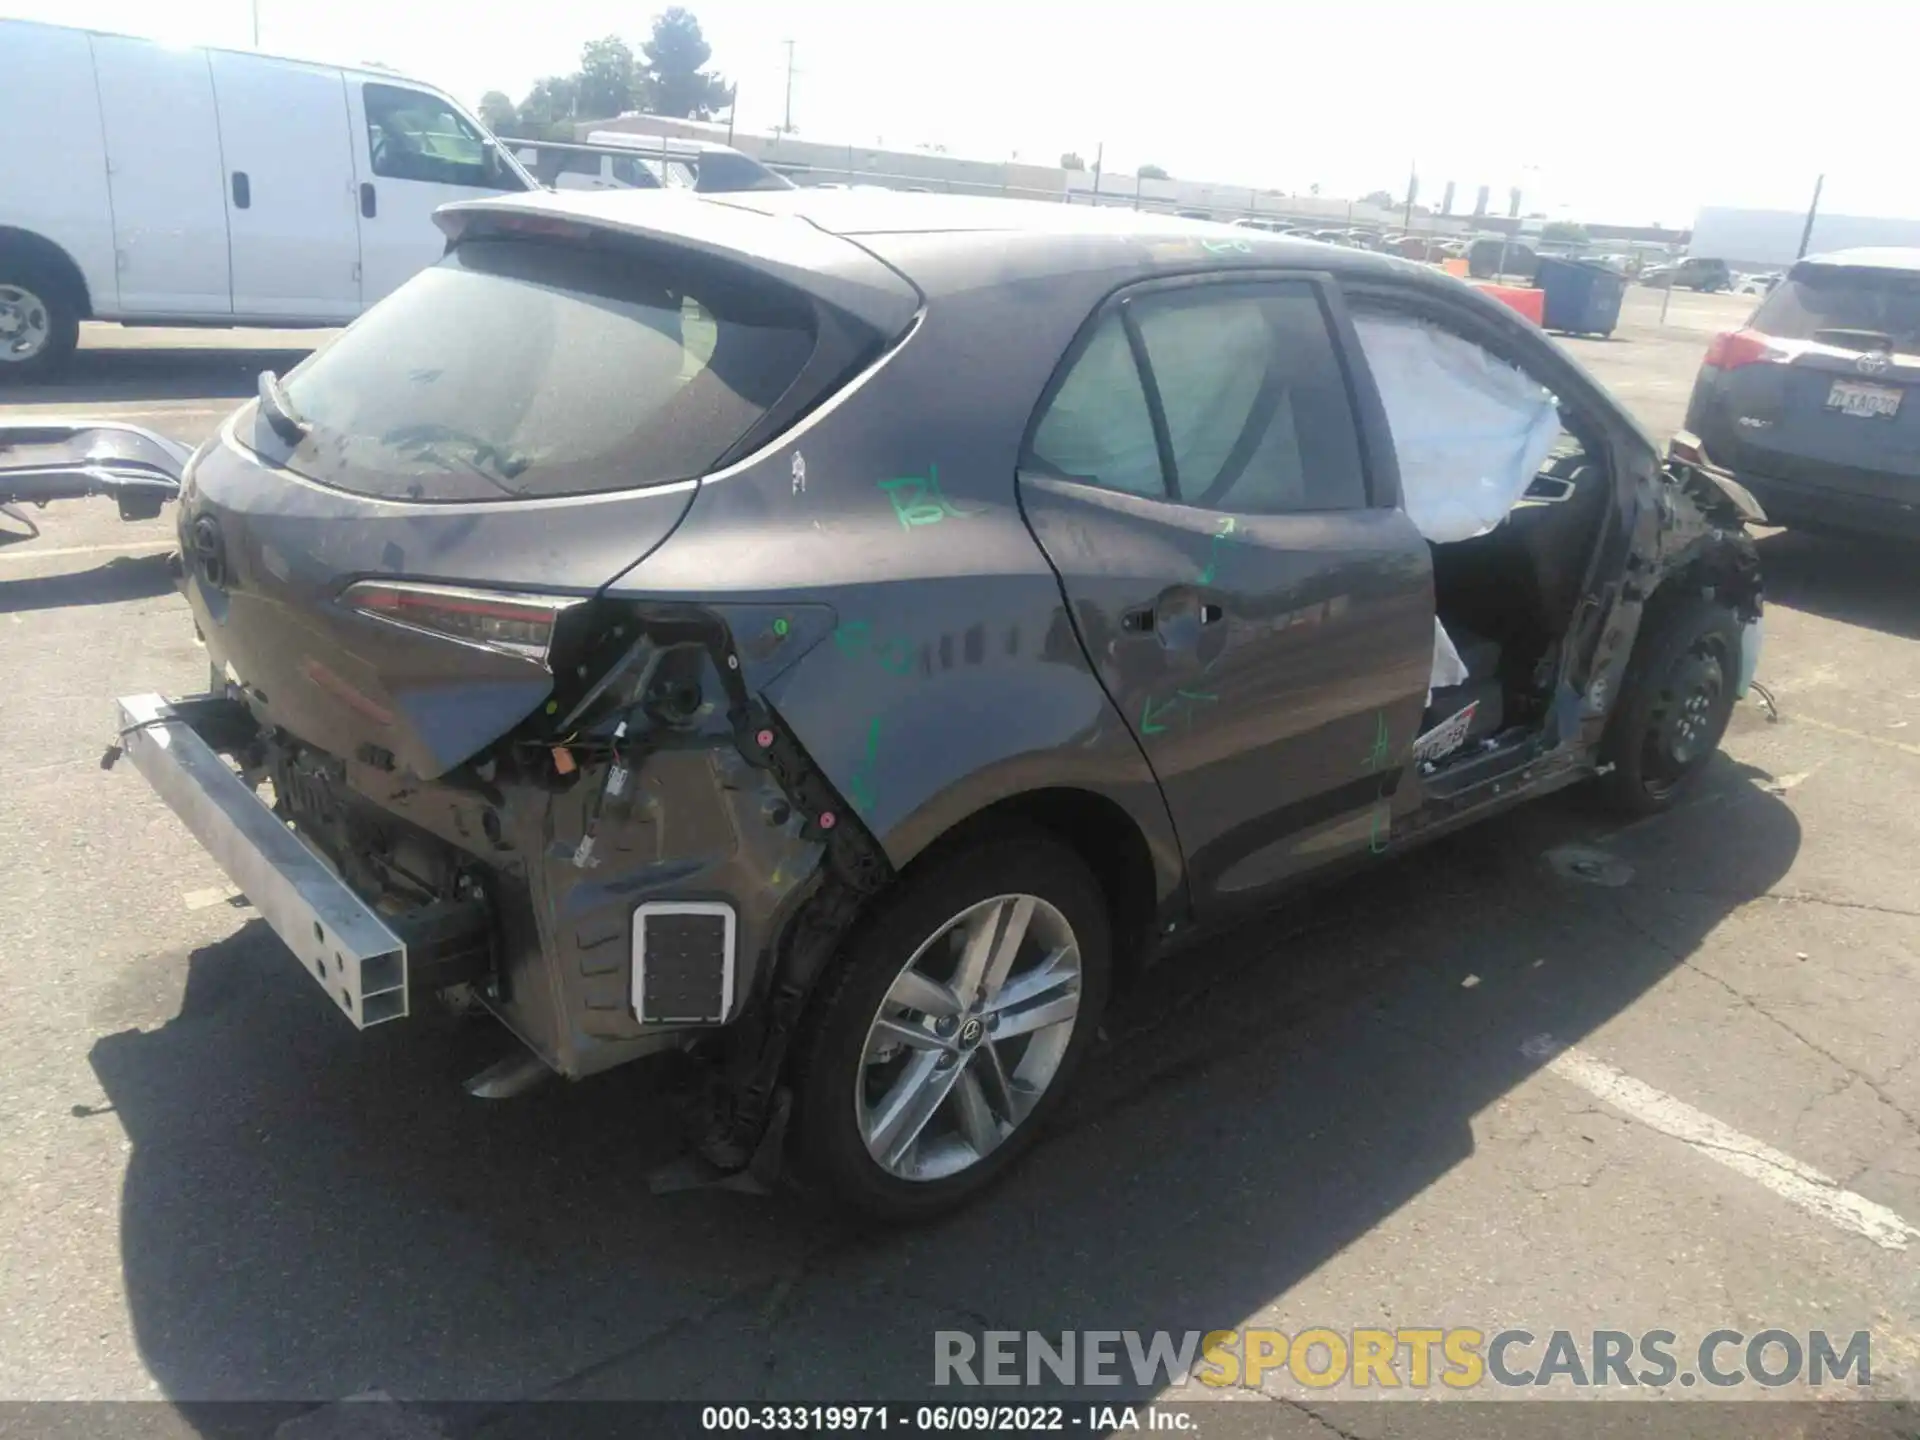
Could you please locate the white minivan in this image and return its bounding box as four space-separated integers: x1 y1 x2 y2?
0 19 534 379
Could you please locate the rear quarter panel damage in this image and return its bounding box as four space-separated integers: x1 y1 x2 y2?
602 231 1188 925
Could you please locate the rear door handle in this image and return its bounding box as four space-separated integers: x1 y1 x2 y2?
360 182 377 218
231 171 250 209
1121 605 1156 634
1199 602 1223 625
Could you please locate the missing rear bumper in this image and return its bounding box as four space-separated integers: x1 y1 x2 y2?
115 692 493 1029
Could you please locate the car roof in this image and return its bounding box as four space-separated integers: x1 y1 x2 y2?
442 186 1432 296
1796 247 1920 274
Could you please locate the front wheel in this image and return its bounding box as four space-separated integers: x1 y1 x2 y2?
1595 595 1744 817
791 829 1111 1223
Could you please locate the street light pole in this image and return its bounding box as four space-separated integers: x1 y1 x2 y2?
251 0 259 46
780 40 796 136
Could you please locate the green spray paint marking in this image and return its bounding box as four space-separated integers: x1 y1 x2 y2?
879 463 980 529
834 621 916 675
1197 516 1241 585
846 717 882 813
772 617 790 637
1369 802 1390 855
1362 711 1391 771
1201 237 1254 256
1141 688 1219 735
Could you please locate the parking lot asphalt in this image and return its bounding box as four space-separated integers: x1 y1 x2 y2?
2 292 1918 1431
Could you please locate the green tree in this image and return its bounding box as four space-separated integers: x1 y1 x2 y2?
1059 152 1085 171
1360 189 1396 208
477 91 519 136
636 8 733 119
1137 163 1169 180
1541 220 1590 245
577 36 636 119
515 75 582 139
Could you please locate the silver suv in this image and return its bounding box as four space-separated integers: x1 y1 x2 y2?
1675 248 1920 541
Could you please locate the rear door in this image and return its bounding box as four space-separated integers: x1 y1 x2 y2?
88 36 232 317
208 52 361 321
346 80 528 305
1018 276 1433 917
1716 264 1920 502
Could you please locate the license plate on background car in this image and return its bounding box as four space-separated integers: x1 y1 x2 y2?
1826 378 1903 419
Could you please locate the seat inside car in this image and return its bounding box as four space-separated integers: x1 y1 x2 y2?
1428 442 1610 706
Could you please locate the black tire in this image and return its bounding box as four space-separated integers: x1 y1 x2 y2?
0 256 81 384
1594 595 1743 817
790 827 1111 1223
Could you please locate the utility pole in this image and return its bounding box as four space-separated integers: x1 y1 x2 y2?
1797 173 1824 260
251 0 259 46
1403 161 1417 234
780 40 796 136
1091 141 1104 202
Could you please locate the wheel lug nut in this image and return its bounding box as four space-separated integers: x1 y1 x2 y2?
935 1016 956 1036
936 1052 956 1069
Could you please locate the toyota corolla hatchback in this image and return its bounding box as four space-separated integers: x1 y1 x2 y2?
62 189 1764 1220
1675 247 1920 542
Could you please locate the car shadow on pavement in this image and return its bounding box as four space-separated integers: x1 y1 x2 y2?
14 344 318 406
0 552 176 613
89 757 1800 1416
1754 529 1920 641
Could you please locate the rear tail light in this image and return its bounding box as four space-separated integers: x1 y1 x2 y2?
342 581 580 663
1703 329 1779 371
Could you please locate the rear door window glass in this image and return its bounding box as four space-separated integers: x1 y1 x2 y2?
1754 267 1920 349
1026 314 1167 500
1132 284 1369 514
277 237 817 502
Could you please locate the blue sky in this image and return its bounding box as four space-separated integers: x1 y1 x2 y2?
5 0 1910 225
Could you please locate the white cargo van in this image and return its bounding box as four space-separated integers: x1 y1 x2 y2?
0 18 534 379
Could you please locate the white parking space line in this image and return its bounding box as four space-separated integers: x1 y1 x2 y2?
1522 1034 1920 1252
0 539 176 564
1794 714 1920 761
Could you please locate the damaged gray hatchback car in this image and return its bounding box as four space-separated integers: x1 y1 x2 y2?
47 190 1765 1220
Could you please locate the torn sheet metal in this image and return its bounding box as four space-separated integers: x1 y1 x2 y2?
1353 313 1564 544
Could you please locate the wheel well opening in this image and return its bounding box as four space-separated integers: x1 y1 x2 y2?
0 229 93 318
917 787 1159 978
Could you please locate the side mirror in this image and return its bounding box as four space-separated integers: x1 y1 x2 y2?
0 421 190 535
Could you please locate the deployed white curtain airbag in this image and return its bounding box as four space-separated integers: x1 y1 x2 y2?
1353 314 1564 544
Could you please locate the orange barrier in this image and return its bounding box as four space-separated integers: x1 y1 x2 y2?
1441 257 1470 278
1473 282 1545 326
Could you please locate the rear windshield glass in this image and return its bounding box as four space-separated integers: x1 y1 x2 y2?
276 237 817 502
1754 267 1920 350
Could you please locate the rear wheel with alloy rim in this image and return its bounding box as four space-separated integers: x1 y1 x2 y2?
793 829 1110 1221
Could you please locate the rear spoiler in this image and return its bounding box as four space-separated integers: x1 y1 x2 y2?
0 421 190 537
432 191 923 338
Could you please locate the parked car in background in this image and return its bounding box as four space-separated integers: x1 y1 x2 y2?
41 192 1763 1221
1641 257 1731 292
1675 247 1920 540
1467 238 1538 281
512 136 792 196
1733 272 1782 297
1230 217 1293 233
0 17 533 380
